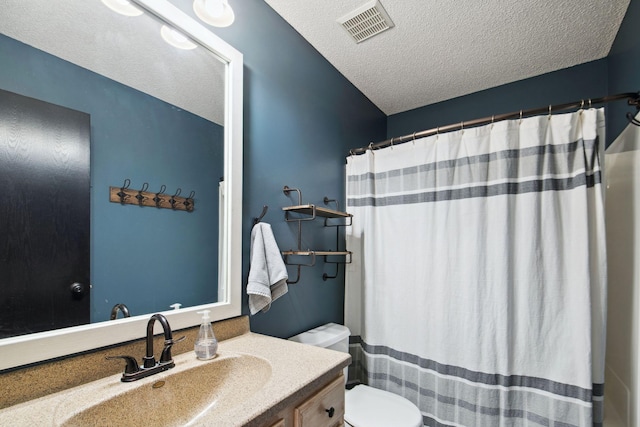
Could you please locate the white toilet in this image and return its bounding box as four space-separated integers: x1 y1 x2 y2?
289 323 423 427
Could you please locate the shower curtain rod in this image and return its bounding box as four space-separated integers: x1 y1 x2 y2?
349 92 640 155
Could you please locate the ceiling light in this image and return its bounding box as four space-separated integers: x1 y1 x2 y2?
101 0 143 17
160 25 198 50
193 0 235 28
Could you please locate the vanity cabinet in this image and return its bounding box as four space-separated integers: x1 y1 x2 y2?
264 374 345 427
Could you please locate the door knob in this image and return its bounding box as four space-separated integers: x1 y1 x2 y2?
69 282 87 296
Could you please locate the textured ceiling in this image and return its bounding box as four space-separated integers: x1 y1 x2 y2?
265 0 630 116
0 0 226 125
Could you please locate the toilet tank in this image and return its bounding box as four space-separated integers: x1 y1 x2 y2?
289 323 350 353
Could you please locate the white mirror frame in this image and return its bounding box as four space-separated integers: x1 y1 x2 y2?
0 0 243 371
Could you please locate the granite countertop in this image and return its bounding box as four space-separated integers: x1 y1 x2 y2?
0 332 351 427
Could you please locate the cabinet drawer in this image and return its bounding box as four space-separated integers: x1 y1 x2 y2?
294 374 344 427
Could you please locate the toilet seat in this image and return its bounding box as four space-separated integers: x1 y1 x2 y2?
344 385 422 427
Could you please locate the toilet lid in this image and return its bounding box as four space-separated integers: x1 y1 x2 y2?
345 385 422 427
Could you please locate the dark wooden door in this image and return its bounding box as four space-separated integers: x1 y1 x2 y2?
0 89 90 338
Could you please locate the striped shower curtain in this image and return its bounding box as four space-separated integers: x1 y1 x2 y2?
345 109 607 426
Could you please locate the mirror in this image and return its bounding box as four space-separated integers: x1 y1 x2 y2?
0 0 242 370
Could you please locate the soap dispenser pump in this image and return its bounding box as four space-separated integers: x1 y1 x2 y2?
194 310 218 360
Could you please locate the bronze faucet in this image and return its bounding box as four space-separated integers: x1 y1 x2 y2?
107 313 185 382
109 303 131 320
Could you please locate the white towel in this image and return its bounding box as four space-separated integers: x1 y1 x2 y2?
247 223 288 315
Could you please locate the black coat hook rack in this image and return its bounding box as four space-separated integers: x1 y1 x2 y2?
109 180 196 212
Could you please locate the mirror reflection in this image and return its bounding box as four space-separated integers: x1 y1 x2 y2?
0 0 226 338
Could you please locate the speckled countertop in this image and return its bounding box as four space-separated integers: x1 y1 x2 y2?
0 332 350 427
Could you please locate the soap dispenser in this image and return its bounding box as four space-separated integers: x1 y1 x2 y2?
194 310 218 360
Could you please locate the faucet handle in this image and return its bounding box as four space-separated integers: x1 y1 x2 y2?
106 355 140 374
160 335 186 363
165 335 186 346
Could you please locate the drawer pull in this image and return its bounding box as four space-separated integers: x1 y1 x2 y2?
326 407 335 418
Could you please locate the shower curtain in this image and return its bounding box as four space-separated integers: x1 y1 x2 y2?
345 109 607 427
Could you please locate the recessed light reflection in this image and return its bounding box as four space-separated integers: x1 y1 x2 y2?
160 25 198 50
193 0 235 27
101 0 143 17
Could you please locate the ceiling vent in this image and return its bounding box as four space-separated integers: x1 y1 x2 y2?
337 0 394 44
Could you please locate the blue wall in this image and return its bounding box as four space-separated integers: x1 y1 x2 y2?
9 0 635 340
187 0 640 339
0 34 223 322
179 0 387 338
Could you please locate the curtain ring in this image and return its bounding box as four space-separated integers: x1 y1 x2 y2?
368 142 375 155
580 100 585 109
390 137 394 149
412 132 417 144
588 99 592 108
460 121 464 131
519 110 523 122
548 105 552 120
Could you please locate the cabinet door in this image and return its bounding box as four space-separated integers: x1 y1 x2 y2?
267 419 285 427
294 375 344 427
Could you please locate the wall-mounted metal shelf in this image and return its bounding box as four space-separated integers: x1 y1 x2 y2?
282 250 352 257
282 186 352 284
283 204 352 221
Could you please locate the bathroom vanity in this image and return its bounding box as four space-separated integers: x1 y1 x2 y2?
264 374 345 427
0 316 350 426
